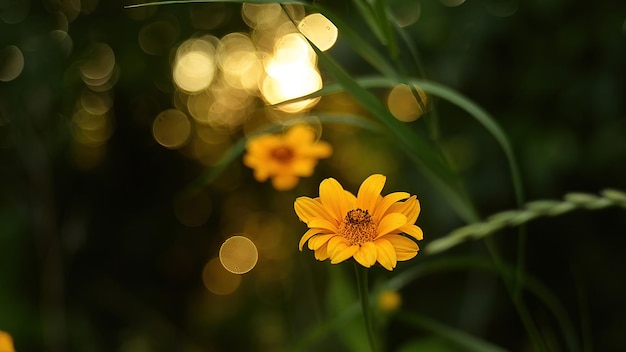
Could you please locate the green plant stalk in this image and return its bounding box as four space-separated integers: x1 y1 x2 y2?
355 264 378 352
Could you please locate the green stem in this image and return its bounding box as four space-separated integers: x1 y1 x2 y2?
355 264 378 352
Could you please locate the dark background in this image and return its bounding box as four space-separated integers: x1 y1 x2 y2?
1 0 625 351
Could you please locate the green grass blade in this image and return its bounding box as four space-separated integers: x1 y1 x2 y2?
125 0 309 8
312 50 479 223
386 256 581 352
395 311 509 352
351 0 388 46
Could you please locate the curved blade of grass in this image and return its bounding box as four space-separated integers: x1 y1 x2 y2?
351 0 388 46
386 256 580 352
125 0 309 8
394 311 509 352
311 48 479 223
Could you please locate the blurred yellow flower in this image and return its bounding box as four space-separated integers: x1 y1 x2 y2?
244 124 332 190
295 174 423 270
0 330 15 352
378 289 402 312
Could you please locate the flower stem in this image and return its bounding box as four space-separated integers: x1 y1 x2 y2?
355 264 378 352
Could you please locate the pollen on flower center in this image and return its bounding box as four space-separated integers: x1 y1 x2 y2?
338 208 377 245
271 146 294 163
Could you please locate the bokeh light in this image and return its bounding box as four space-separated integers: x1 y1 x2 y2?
71 108 114 147
172 37 217 93
80 43 116 88
378 290 402 312
387 84 428 122
219 235 259 274
203 258 242 295
298 13 338 51
0 46 24 82
152 109 192 149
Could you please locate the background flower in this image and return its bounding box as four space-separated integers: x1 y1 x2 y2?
244 124 332 190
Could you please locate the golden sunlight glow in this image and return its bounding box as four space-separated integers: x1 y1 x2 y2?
81 89 113 115
219 235 259 274
298 13 338 51
387 84 428 122
0 45 24 82
152 109 192 149
172 38 217 93
216 33 262 92
203 258 241 295
241 3 283 29
260 33 321 113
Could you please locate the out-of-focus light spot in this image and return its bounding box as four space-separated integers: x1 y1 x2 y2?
378 290 402 312
0 0 29 24
440 0 465 7
80 43 115 87
387 84 428 122
43 0 81 22
174 191 212 227
271 33 316 66
203 258 241 295
219 235 258 274
52 11 69 32
71 109 114 146
0 45 24 82
391 1 421 28
81 89 112 115
216 33 262 92
241 3 282 29
49 30 73 57
138 19 180 55
260 33 321 113
173 38 216 93
152 109 192 149
0 330 15 352
190 3 231 30
485 0 519 17
261 66 322 113
298 13 338 51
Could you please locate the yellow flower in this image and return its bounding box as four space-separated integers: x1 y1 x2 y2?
295 174 423 270
243 125 332 191
0 330 15 352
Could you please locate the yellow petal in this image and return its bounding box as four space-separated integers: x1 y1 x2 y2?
373 191 410 221
290 158 317 177
400 224 423 241
302 141 333 158
308 218 338 232
299 228 321 250
357 174 386 211
314 242 330 260
0 331 15 352
327 235 351 258
330 244 359 264
375 213 407 238
272 174 299 190
319 178 355 222
286 124 315 144
374 238 397 270
308 233 336 250
353 242 377 267
386 235 419 261
294 197 329 223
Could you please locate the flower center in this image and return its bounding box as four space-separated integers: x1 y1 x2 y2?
271 146 294 163
338 208 377 245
